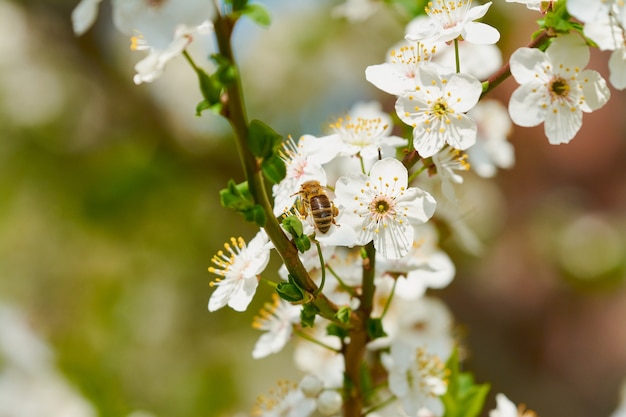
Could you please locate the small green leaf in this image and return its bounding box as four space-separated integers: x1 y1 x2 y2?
261 153 286 184
300 303 318 328
366 318 386 340
326 322 348 339
248 119 282 158
442 348 491 417
282 215 304 237
241 3 272 27
219 181 265 226
276 282 304 303
294 235 311 253
335 306 351 324
243 204 266 227
219 180 252 210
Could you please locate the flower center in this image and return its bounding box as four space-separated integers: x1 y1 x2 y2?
425 0 472 28
550 77 570 97
431 98 450 116
369 195 396 220
330 116 389 147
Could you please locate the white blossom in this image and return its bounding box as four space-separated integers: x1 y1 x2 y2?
396 65 482 158
508 34 610 144
405 0 500 45
208 230 272 312
334 158 437 259
251 294 301 359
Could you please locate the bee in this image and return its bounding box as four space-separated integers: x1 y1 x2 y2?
293 181 338 234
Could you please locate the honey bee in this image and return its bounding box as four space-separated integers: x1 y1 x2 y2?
294 181 338 234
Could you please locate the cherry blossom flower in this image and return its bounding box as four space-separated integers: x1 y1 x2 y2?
252 380 316 417
272 135 339 216
405 0 500 45
334 158 437 259
132 20 213 84
208 230 272 312
508 34 611 144
466 99 514 178
567 1 626 90
252 294 301 359
505 0 556 11
376 223 455 300
489 393 538 417
395 65 482 158
365 40 438 96
382 347 448 416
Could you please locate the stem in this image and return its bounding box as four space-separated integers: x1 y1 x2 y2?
454 38 460 73
343 242 376 417
314 240 326 296
480 29 552 99
327 265 358 298
379 277 397 320
407 163 428 184
294 329 341 353
212 12 340 321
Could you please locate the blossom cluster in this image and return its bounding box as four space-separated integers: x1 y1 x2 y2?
71 0 626 416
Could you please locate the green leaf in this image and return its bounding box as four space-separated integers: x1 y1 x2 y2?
282 215 304 237
261 153 286 184
241 3 272 27
247 120 282 158
442 348 491 417
300 303 318 328
334 306 351 324
366 317 387 340
294 235 311 253
219 180 265 226
243 204 266 227
219 180 253 211
326 322 348 339
276 281 304 303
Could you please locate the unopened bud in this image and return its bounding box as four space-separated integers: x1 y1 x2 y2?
299 374 323 398
317 390 342 415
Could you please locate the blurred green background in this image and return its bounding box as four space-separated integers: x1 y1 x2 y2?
1 1 626 416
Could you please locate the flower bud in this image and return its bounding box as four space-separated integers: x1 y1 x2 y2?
317 390 342 415
299 374 323 398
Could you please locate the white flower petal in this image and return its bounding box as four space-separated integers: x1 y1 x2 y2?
508 83 546 127
462 21 500 44
609 48 626 90
544 105 582 144
547 34 590 70
579 69 611 111
509 47 548 84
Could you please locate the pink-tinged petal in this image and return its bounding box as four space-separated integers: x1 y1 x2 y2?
546 34 590 69
462 22 500 45
466 1 492 20
366 63 411 95
543 106 582 145
609 48 626 90
508 83 546 127
579 69 610 111
369 158 408 189
509 47 547 84
444 73 482 112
